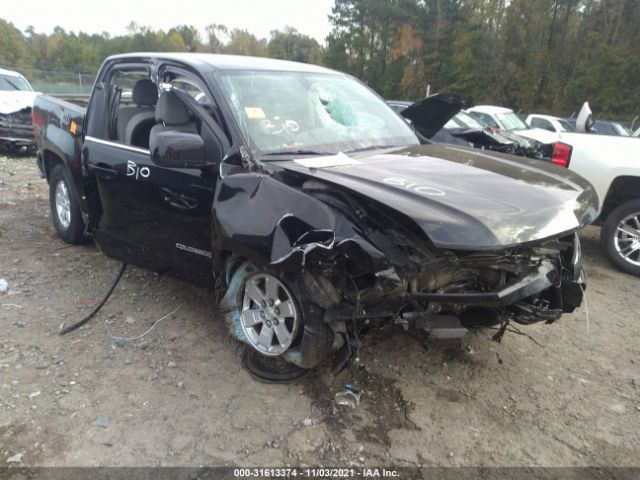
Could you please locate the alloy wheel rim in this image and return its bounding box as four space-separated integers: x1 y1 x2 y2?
55 180 71 229
240 273 299 356
614 212 640 267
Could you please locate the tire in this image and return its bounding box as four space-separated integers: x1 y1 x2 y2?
223 262 334 382
49 163 86 244
601 199 640 277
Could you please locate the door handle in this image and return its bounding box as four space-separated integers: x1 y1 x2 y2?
90 164 118 180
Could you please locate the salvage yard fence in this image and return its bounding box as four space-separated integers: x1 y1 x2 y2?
30 72 97 95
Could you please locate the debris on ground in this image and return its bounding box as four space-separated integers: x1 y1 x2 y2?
335 383 362 408
0 278 8 293
91 416 110 428
269 437 283 449
6 452 25 463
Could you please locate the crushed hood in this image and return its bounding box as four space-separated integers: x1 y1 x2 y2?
399 93 471 139
275 144 598 250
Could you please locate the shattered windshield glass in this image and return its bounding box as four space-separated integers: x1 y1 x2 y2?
0 75 32 92
218 71 419 157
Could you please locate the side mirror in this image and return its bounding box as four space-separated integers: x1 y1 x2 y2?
576 102 594 133
150 130 207 168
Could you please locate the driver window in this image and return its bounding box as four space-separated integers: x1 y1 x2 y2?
152 76 227 165
166 75 226 132
171 78 209 105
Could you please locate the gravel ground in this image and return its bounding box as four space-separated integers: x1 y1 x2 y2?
1 155 639 468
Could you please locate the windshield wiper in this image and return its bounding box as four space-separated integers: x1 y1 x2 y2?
344 145 400 153
261 149 335 157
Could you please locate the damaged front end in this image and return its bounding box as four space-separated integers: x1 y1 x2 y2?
214 163 589 373
0 107 36 151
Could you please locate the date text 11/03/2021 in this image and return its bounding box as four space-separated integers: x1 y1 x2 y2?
233 468 400 477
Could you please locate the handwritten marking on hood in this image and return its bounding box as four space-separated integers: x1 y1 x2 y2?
383 177 445 196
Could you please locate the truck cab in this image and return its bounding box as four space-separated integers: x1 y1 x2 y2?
34 54 235 286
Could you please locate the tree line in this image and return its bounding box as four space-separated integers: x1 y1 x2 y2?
1 0 638 119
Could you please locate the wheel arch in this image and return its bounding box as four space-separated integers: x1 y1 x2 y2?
600 176 640 222
42 149 66 182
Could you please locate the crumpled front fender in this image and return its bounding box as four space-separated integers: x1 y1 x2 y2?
212 173 386 271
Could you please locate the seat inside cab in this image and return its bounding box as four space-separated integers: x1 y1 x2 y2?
115 78 158 149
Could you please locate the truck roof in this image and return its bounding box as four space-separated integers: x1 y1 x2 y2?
105 52 337 75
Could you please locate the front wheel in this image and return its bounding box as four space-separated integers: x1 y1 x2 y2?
49 164 86 244
224 262 334 382
601 199 640 277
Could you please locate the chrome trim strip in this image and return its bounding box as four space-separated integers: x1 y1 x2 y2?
85 136 150 155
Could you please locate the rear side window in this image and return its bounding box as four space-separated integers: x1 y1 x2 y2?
594 122 615 135
106 68 158 146
531 118 554 131
111 70 151 105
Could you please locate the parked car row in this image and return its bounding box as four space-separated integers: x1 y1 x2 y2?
388 98 552 160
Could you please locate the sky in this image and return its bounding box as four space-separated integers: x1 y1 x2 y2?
3 0 335 43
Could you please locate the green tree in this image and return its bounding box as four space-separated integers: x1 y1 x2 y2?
205 24 228 52
0 20 31 71
226 29 267 56
267 27 322 63
168 25 201 52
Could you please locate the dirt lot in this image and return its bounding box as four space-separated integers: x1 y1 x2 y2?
1 154 639 468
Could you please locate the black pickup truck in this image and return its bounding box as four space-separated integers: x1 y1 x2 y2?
34 53 598 381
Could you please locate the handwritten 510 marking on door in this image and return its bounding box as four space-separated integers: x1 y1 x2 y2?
127 160 151 180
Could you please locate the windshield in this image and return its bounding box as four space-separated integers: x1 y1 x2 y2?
495 112 528 131
0 74 33 92
218 71 419 156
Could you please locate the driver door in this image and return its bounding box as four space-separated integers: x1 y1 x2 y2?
85 76 221 286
